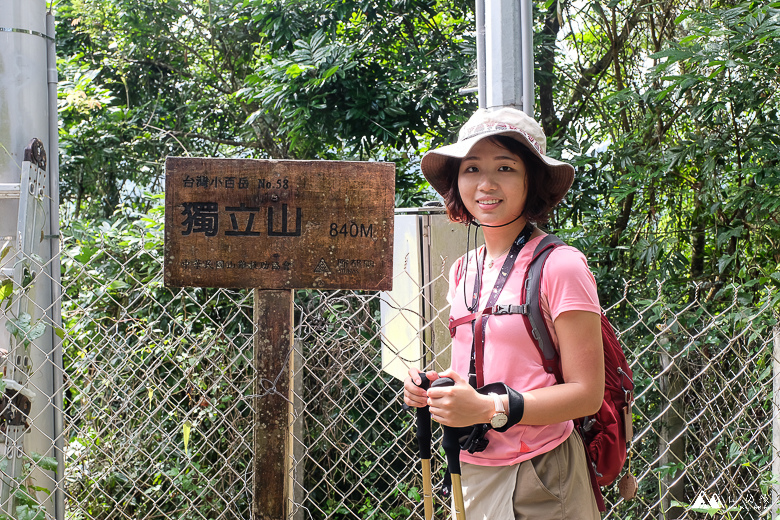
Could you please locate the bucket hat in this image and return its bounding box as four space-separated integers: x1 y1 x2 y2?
421 107 575 205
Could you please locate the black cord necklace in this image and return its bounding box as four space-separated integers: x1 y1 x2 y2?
476 213 523 228
461 219 533 313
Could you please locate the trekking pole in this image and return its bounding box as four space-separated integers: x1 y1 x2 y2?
414 373 434 520
430 377 466 520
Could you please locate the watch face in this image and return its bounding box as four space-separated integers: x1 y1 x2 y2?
491 412 508 429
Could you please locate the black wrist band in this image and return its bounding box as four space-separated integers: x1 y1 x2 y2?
476 382 525 433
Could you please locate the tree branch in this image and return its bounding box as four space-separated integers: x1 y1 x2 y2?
165 130 265 150
539 4 561 137
555 8 645 142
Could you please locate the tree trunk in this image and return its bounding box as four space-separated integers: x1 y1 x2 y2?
609 185 635 250
539 5 561 138
690 182 705 299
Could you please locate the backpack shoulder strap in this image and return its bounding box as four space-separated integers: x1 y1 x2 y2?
532 234 566 257
453 247 479 290
453 253 465 288
522 234 567 383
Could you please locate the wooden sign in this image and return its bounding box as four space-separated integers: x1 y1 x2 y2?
164 157 395 290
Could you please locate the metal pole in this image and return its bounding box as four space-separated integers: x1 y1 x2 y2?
520 0 534 116
478 0 534 113
484 0 522 109
475 0 486 109
0 1 60 517
46 10 65 520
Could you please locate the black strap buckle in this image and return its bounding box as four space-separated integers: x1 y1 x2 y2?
492 304 528 315
492 304 512 315
459 424 490 454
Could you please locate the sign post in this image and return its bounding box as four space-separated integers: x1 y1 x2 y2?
164 157 394 518
253 288 294 519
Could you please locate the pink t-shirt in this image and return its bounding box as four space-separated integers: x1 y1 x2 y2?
447 234 600 466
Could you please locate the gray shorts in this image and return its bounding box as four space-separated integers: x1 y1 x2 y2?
458 432 600 520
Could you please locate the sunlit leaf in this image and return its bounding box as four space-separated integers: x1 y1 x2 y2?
183 420 192 456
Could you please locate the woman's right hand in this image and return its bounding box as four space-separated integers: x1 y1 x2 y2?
403 368 440 408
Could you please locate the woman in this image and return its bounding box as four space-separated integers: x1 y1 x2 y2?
404 107 604 520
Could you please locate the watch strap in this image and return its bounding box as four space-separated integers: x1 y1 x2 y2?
489 392 505 414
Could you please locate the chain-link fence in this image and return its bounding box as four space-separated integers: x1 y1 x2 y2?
1 211 779 520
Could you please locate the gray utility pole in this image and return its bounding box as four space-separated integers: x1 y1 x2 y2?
475 0 535 115
0 0 64 519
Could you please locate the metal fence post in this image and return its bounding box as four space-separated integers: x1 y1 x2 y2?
659 332 686 519
46 11 66 520
773 324 780 519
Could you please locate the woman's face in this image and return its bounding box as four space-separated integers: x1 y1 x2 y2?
457 138 528 227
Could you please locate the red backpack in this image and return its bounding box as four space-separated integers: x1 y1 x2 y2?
521 235 635 511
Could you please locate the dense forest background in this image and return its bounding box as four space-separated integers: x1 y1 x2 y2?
47 0 780 518
55 0 780 299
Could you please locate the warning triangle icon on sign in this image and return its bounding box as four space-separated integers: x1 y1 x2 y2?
314 258 331 273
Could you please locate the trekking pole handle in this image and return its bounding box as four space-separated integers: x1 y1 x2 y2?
430 377 461 474
415 373 432 460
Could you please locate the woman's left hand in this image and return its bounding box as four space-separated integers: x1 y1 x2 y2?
426 369 493 428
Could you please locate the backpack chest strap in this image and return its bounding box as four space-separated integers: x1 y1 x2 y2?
448 305 529 338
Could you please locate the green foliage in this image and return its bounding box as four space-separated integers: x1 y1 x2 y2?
671 495 742 518
540 4 780 515
55 0 463 218
238 0 475 158
0 452 57 520
54 0 780 282
550 0 780 302
5 313 47 349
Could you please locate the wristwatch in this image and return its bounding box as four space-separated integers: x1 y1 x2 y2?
488 392 508 429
